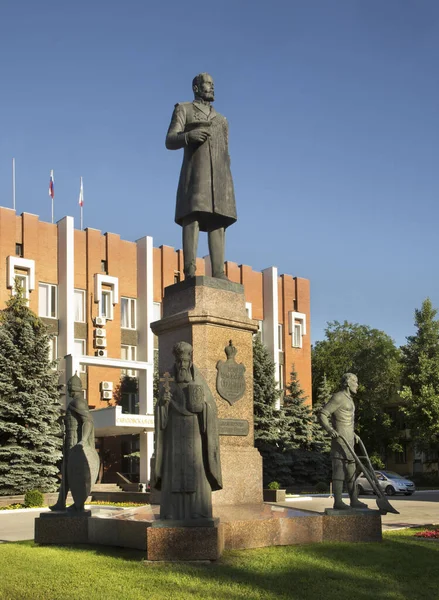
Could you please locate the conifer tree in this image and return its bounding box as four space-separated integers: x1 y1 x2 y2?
312 374 332 453
281 366 331 485
0 285 62 495
281 366 315 451
401 298 439 455
252 335 285 484
253 335 282 447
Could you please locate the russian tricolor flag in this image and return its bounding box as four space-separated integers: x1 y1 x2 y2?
48 170 54 199
79 176 84 207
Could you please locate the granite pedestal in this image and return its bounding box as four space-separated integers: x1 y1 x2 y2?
150 276 262 507
35 512 90 545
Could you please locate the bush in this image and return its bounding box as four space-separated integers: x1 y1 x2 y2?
410 472 439 487
315 481 328 493
267 481 280 490
23 489 44 508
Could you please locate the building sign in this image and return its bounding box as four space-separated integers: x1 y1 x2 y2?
115 413 154 429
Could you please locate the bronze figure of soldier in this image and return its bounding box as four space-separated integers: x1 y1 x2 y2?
166 73 236 279
154 342 222 522
50 373 99 512
319 373 368 511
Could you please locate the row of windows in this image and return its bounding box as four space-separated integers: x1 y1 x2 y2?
34 281 139 329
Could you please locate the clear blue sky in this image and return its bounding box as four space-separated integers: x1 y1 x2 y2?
0 0 438 347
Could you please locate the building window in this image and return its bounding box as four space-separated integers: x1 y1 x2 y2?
15 273 30 299
394 446 407 465
121 344 137 377
289 311 307 348
8 257 35 296
153 302 161 322
121 297 136 329
278 363 284 390
292 323 302 348
15 243 23 257
101 289 113 320
74 289 86 323
257 320 264 343
174 271 181 284
101 260 107 273
278 323 283 351
39 283 57 319
48 336 58 367
74 338 86 373
121 392 139 414
245 302 253 319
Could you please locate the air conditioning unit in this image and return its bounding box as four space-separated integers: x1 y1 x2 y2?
101 390 113 400
94 338 107 348
94 328 106 338
95 349 107 358
100 381 113 392
94 316 106 326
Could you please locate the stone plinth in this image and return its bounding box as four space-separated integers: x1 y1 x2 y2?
88 517 149 550
151 276 262 505
146 523 224 561
35 513 90 545
322 511 382 543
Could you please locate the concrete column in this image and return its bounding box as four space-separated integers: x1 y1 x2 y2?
262 266 280 408
136 235 154 482
57 216 75 407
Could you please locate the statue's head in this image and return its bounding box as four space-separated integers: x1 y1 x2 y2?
67 372 83 397
192 73 214 103
341 373 358 395
172 341 193 383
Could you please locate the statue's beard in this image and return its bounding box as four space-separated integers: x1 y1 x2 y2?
199 91 214 102
176 367 192 383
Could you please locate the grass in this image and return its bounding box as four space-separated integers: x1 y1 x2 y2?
0 529 438 600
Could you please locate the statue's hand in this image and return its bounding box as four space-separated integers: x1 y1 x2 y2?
354 433 360 444
187 129 211 145
329 429 339 439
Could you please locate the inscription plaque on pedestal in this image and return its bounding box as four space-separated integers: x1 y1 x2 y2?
218 418 249 437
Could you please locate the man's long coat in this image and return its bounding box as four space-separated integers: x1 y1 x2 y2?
166 101 237 232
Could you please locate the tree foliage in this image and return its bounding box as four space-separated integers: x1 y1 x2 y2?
280 366 315 451
0 286 62 495
253 335 282 447
312 321 401 457
400 298 439 454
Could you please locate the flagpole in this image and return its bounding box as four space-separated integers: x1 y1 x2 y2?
49 170 55 223
12 158 16 210
79 176 84 230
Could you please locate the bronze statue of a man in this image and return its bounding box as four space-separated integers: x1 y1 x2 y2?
154 342 222 522
50 374 99 513
166 73 236 279
318 373 368 511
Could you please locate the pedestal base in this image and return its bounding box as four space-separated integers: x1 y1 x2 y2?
322 511 382 542
212 447 263 505
35 514 90 545
146 523 224 561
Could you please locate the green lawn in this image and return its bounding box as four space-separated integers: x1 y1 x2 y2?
0 530 437 600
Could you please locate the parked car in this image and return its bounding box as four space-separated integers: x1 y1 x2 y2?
356 470 416 496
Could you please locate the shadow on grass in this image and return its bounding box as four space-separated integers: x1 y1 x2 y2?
5 531 439 600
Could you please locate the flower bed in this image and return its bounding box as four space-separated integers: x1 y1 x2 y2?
415 529 439 539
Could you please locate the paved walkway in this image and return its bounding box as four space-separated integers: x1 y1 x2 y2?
284 490 439 530
1 492 438 542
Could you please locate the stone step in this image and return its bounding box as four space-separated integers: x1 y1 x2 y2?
91 484 122 492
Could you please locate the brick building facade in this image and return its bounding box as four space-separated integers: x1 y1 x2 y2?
0 206 312 484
